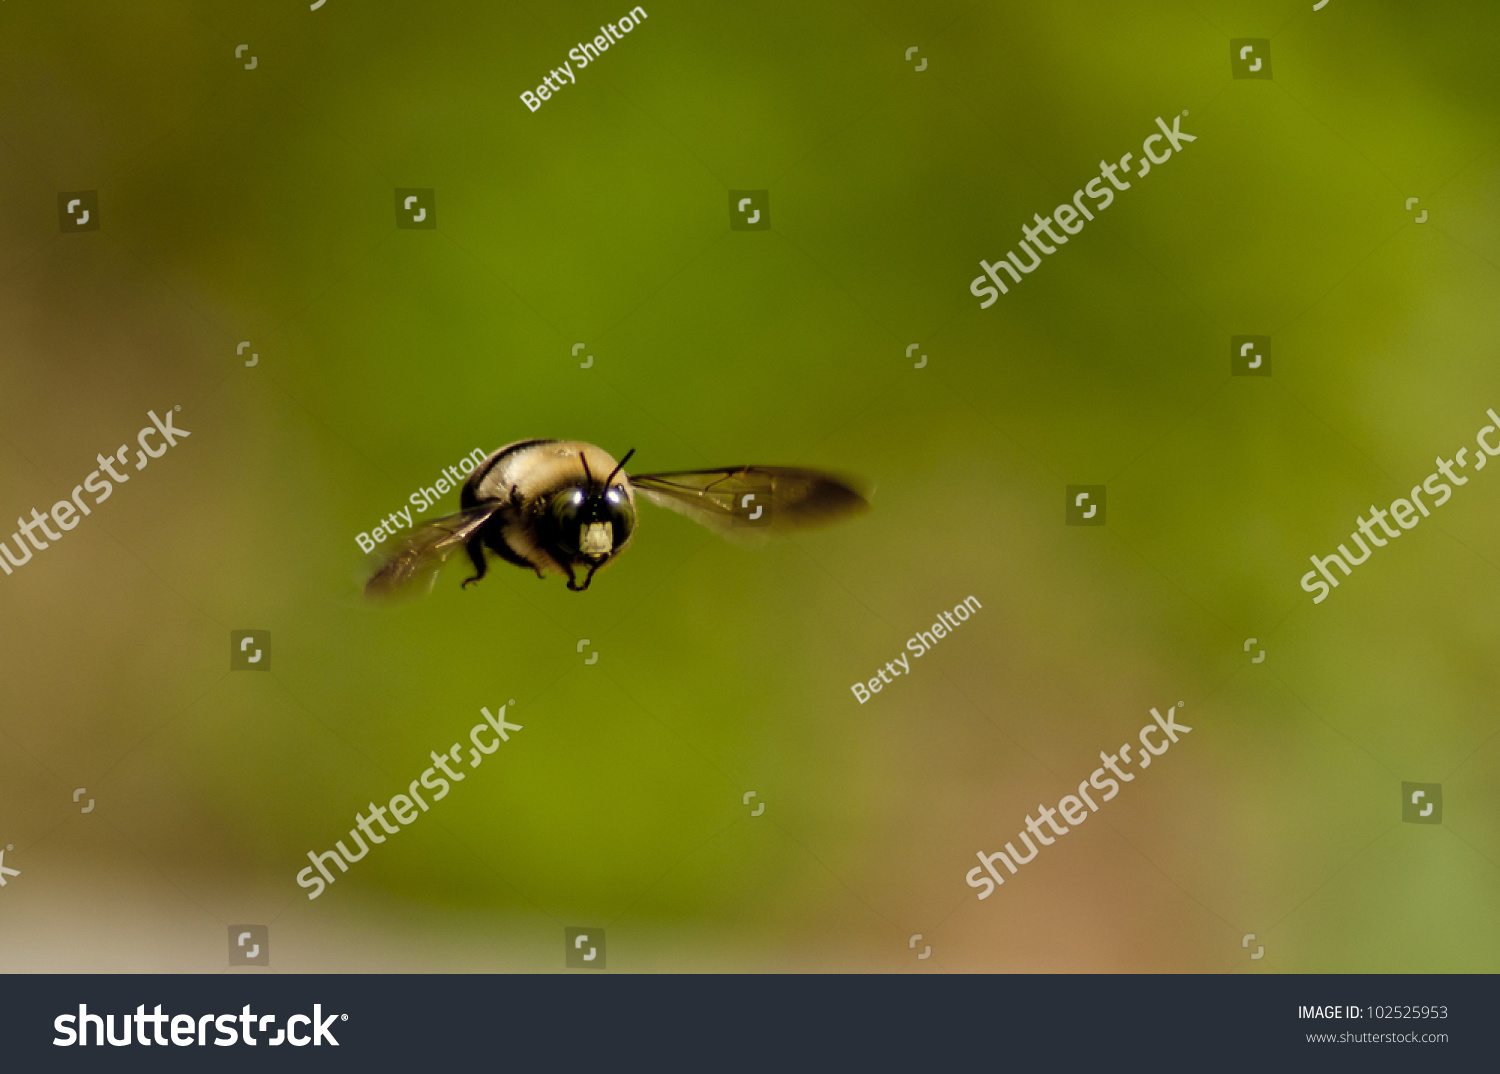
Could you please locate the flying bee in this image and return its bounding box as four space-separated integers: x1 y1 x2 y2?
366 439 869 597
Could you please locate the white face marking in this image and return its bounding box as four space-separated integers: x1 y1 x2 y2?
580 522 612 555
571 490 585 506
606 488 621 504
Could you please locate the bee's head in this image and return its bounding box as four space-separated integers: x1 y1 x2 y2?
543 448 636 561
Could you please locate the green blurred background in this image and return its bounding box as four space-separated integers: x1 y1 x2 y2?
1 0 1498 972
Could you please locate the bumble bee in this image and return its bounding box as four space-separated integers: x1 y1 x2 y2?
366 439 868 596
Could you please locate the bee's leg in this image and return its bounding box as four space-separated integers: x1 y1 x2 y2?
509 484 546 577
565 565 582 591
572 564 599 592
461 539 488 589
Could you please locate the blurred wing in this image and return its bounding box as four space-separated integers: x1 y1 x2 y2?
364 504 502 598
628 466 868 540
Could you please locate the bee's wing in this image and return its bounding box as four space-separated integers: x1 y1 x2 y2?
627 466 868 540
364 504 503 598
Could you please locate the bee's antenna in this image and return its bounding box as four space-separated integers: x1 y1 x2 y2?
579 449 594 486
606 448 635 486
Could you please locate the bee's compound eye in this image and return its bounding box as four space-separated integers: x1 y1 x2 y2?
547 490 585 549
604 493 635 548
